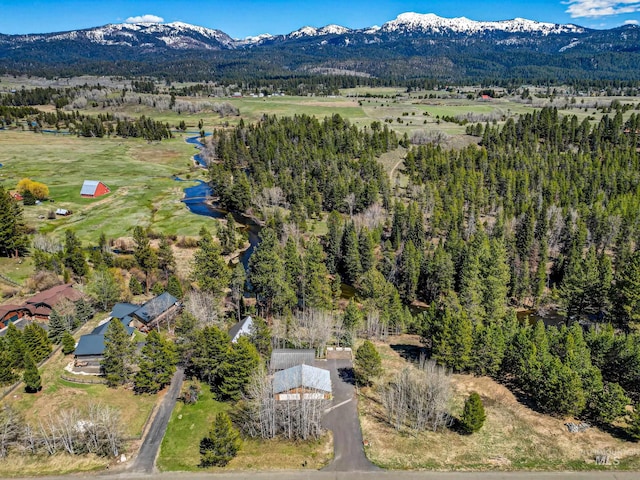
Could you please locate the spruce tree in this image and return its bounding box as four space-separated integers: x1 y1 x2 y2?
460 392 486 434
248 228 295 316
4 323 25 370
0 349 18 386
133 226 158 294
614 250 640 330
628 405 640 441
192 227 231 300
354 340 383 387
74 298 95 325
219 213 237 255
324 210 343 274
230 263 246 321
48 309 67 344
340 222 361 285
157 235 176 279
61 331 76 355
102 319 135 387
0 186 29 258
303 238 333 310
199 412 241 467
129 276 144 296
217 337 260 400
23 353 41 393
249 316 272 359
63 230 88 278
22 324 51 363
134 330 177 394
432 294 473 372
187 326 230 386
166 274 184 299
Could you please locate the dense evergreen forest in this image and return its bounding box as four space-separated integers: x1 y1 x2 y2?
205 114 397 215
197 106 640 427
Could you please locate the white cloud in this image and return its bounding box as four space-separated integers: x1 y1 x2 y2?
566 0 640 18
125 14 164 24
624 18 640 23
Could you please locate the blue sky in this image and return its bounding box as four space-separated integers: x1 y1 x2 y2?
0 0 638 36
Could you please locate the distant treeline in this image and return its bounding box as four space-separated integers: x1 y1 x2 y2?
1 106 172 141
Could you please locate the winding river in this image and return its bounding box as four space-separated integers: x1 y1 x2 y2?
179 136 261 271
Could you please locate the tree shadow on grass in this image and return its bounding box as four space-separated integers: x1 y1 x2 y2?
390 343 427 363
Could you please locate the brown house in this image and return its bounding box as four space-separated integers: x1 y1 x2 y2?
0 304 31 328
23 283 83 320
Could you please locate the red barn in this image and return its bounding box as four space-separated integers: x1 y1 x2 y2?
80 180 110 198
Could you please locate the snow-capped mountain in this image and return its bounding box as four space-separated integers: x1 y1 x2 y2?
0 13 638 82
5 21 235 50
378 12 584 35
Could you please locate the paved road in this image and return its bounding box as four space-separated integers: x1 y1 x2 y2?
128 366 185 473
13 471 640 480
319 357 380 472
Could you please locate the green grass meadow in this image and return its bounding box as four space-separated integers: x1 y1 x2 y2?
0 130 216 244
157 383 333 471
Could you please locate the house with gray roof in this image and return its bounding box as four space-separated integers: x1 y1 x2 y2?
130 292 179 329
273 364 332 401
270 348 316 372
72 319 135 374
108 294 180 331
228 316 253 343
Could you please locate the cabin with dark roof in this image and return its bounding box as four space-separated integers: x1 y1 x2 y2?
80 180 110 198
72 319 135 374
129 292 179 330
270 348 316 372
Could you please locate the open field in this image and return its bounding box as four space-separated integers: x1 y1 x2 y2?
359 335 640 471
0 130 217 245
157 382 333 471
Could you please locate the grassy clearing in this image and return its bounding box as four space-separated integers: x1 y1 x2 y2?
0 256 34 287
0 130 217 244
0 453 108 477
157 383 333 471
359 335 640 471
5 317 157 439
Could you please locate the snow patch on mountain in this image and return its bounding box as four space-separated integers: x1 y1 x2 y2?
379 12 584 36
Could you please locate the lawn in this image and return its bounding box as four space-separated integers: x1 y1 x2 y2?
0 130 217 245
4 317 157 439
359 335 640 471
157 382 333 471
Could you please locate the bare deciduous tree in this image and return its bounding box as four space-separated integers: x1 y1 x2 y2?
0 407 22 458
380 357 452 433
184 291 223 328
353 202 387 232
240 368 328 441
287 308 334 357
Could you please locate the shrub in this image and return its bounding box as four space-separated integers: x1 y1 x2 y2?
200 412 241 467
460 392 486 434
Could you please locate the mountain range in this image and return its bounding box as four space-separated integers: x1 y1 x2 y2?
1 12 639 83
